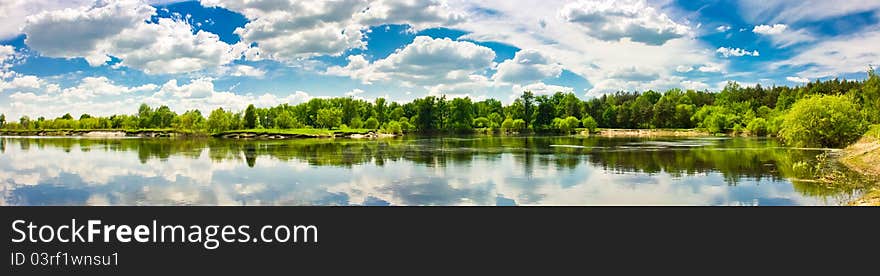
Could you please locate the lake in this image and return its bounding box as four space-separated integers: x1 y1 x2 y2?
0 136 871 206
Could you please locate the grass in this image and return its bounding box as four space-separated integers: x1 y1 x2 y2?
864 124 880 139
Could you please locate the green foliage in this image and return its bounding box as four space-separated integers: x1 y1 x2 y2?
552 116 581 134
244 104 259 129
780 95 868 148
364 117 379 129
473 117 491 128
512 119 527 131
581 115 598 133
501 118 514 130
382 121 403 134
746 117 768 136
316 108 343 129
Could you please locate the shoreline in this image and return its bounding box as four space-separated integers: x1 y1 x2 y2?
0 129 396 139
839 130 880 206
588 128 712 137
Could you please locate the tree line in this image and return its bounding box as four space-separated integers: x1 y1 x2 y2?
2 70 878 147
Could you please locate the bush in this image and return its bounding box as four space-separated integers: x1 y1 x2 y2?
382 121 402 134
501 118 514 130
552 116 580 133
511 119 527 131
364 117 379 129
780 95 868 148
745 117 768 136
473 117 491 128
581 115 598 133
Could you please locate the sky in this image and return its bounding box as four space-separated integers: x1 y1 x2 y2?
0 0 878 119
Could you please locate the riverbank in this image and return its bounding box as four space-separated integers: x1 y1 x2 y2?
0 129 202 137
0 128 395 139
841 126 880 206
214 128 393 139
585 128 711 137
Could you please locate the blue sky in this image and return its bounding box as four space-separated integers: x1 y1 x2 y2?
0 0 878 119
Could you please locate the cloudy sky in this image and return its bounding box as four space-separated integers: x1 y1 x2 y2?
0 0 878 119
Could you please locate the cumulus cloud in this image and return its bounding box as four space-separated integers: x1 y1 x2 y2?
229 65 266 78
492 49 563 84
202 0 464 62
355 0 465 30
752 24 814 47
0 0 93 40
0 75 43 92
3 76 312 120
753 24 787 35
22 0 245 74
559 0 691 45
786 76 809 83
327 36 496 89
716 47 759 58
716 25 731 32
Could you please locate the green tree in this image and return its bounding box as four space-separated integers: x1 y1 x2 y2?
383 120 402 134
449 97 474 130
0 113 5 128
746 117 768 136
244 104 259 129
317 108 343 129
487 113 503 128
582 115 598 133
274 111 297 129
364 117 379 129
780 95 867 148
553 116 580 134
473 117 491 128
207 108 233 133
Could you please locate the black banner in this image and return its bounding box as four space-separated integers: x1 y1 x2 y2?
3 207 878 275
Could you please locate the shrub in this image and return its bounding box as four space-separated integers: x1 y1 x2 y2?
780 95 867 148
746 117 768 136
364 117 379 129
581 115 598 133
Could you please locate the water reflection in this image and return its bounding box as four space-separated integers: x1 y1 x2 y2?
0 136 871 206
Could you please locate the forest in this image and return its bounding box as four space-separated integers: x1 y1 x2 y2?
1 70 878 148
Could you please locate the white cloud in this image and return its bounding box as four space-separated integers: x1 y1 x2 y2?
450 0 717 98
771 30 880 78
354 0 465 30
202 0 464 62
345 88 365 97
0 0 93 40
681 80 709 90
492 49 563 84
512 82 573 96
559 0 691 45
22 1 244 74
229 65 266 78
0 75 42 92
675 65 693 73
716 25 731 32
753 24 787 35
786 76 809 83
752 24 814 47
698 63 723 73
716 47 759 58
327 36 496 89
739 0 880 25
158 78 215 99
5 76 312 120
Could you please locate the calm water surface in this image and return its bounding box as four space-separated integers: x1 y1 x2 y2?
0 136 868 206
